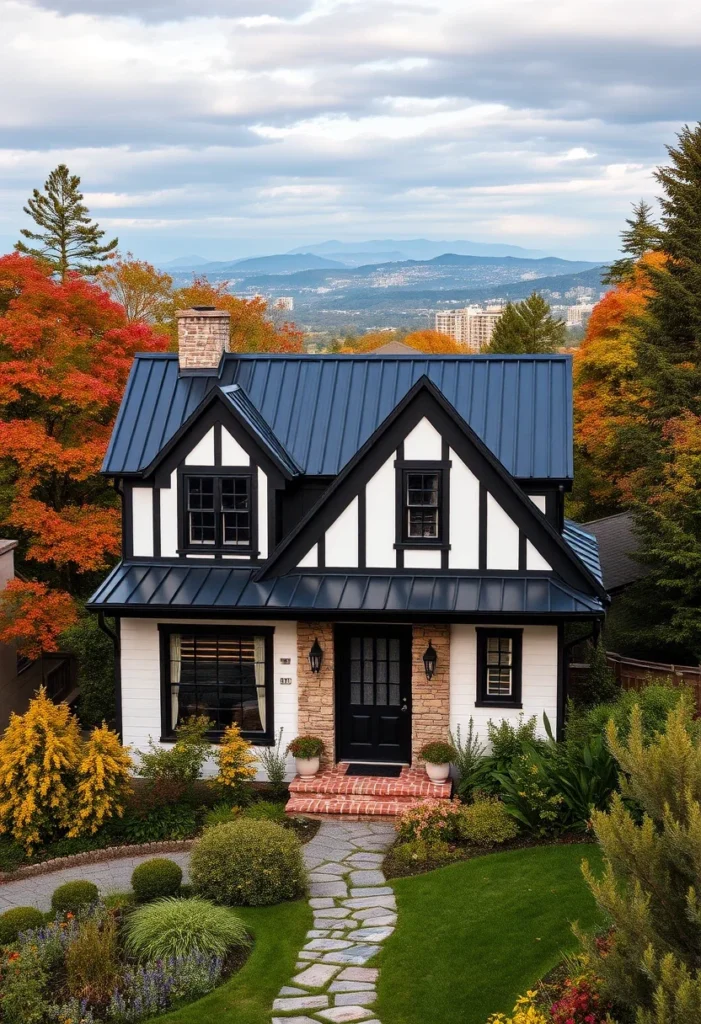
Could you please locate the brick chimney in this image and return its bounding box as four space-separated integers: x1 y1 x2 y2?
176 306 231 371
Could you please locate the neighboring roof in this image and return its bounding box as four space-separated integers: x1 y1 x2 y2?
584 511 644 592
372 340 418 354
103 353 573 479
563 519 603 585
87 562 604 616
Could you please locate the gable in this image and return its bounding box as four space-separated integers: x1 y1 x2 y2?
259 379 602 601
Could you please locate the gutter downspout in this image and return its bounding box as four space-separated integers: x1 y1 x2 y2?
98 611 122 741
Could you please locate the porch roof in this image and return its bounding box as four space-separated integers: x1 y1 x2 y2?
87 562 604 617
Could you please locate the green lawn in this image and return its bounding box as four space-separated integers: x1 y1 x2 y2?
376 843 604 1024
156 898 312 1024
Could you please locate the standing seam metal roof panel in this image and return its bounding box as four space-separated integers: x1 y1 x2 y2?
102 354 574 479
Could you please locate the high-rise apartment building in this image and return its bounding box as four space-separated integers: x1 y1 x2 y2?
434 305 504 351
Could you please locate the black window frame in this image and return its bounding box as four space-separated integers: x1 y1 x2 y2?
178 467 258 556
394 459 449 550
159 624 275 745
475 628 523 708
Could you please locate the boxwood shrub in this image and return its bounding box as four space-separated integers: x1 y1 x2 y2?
0 906 44 945
456 797 519 846
190 820 306 906
51 880 99 915
131 857 183 902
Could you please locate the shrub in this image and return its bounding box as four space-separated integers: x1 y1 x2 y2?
204 803 242 829
244 800 286 823
392 839 456 869
450 719 487 801
580 704 701 1017
487 989 549 1024
0 687 82 852
585 681 691 742
395 800 461 844
286 736 325 759
51 880 99 915
137 715 211 800
258 727 287 799
0 906 44 945
215 723 257 801
70 723 132 838
456 797 519 846
116 803 197 844
0 944 49 1024
61 614 115 729
487 714 538 763
494 749 566 836
419 741 457 765
124 896 250 960
190 820 306 906
549 970 612 1024
131 858 183 903
65 913 120 1004
574 639 619 707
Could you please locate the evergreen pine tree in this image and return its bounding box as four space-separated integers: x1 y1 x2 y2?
636 125 701 422
485 292 566 354
603 199 660 284
15 164 118 279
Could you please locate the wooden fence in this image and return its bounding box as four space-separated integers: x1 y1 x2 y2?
570 651 701 711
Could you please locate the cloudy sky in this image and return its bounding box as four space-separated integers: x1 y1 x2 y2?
0 0 698 263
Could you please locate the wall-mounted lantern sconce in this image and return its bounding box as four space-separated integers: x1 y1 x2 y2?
423 640 437 680
309 638 324 674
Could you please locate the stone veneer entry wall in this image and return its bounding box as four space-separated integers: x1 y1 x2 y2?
297 622 336 766
297 621 451 768
411 624 451 765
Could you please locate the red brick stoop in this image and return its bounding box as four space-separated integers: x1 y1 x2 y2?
286 763 452 818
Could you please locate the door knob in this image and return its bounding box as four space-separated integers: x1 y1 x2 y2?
401 702 408 713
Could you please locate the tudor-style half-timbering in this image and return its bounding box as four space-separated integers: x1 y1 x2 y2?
123 405 291 564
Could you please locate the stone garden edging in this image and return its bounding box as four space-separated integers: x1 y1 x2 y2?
0 839 195 884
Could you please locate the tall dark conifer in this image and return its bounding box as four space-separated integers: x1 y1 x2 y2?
603 199 659 284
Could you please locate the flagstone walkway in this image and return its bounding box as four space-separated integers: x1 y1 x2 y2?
272 819 396 1024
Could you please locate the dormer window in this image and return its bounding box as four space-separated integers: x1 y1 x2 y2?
181 471 255 554
400 467 444 545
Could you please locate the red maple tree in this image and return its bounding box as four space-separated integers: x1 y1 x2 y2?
0 254 168 654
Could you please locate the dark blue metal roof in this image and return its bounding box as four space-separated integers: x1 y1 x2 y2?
219 385 302 477
103 354 573 479
87 562 603 615
563 519 603 585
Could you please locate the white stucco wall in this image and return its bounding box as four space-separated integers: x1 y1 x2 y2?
120 617 299 780
185 426 216 466
221 426 249 466
486 493 520 570
131 487 154 557
160 470 179 557
403 417 442 460
449 449 479 570
365 455 396 568
325 497 358 568
449 623 559 746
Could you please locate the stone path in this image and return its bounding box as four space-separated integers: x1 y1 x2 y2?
272 819 396 1024
0 851 191 912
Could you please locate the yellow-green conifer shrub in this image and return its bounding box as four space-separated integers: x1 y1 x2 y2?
0 687 82 851
215 723 257 797
581 705 701 1022
70 722 133 836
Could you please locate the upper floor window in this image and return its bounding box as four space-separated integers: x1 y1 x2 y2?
402 469 443 543
182 473 254 553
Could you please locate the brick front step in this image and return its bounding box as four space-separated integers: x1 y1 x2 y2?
286 763 453 818
286 793 433 818
289 764 452 802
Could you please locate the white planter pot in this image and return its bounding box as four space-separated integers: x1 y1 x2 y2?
296 755 320 779
425 761 450 783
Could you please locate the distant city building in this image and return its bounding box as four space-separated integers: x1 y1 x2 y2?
274 296 294 311
566 303 595 327
434 304 504 351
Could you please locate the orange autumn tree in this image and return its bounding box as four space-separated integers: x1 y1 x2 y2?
0 253 167 655
172 277 304 353
339 329 464 354
569 253 664 520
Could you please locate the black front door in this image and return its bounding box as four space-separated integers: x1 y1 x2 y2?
336 626 412 763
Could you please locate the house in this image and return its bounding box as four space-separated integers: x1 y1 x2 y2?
584 511 645 595
87 307 607 814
